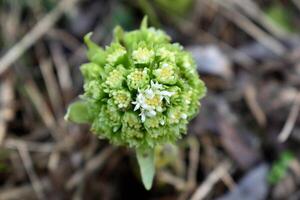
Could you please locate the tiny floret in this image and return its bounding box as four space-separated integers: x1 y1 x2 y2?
132 47 154 64
66 18 206 150
127 68 149 90
157 47 176 62
106 43 127 64
112 90 131 109
153 62 177 84
104 65 125 89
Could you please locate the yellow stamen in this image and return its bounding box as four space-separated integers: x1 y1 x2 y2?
145 95 161 107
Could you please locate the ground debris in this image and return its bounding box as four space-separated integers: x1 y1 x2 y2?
217 164 269 200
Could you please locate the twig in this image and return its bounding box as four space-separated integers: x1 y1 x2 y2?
47 29 81 51
179 137 201 200
220 172 236 191
0 0 80 75
176 17 255 68
0 75 14 144
244 83 267 127
36 43 64 118
278 92 300 142
229 0 291 39
190 160 232 200
50 42 73 103
23 80 58 139
158 171 186 191
66 147 115 190
0 183 34 200
4 138 55 153
187 137 200 188
292 0 300 12
289 160 300 178
209 0 286 56
17 143 46 200
0 179 50 200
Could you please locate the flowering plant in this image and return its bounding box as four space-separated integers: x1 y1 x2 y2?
65 17 206 189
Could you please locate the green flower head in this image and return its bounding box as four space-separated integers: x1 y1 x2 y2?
65 17 206 150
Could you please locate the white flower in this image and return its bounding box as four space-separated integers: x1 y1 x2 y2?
139 110 146 122
132 81 175 122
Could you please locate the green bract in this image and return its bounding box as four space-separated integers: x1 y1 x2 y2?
65 17 206 190
66 17 206 150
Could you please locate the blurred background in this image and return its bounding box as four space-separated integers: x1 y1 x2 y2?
0 0 300 199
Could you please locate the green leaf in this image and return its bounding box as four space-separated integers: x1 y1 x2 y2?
84 33 106 65
64 100 92 124
113 26 124 43
265 4 294 33
140 15 148 30
136 148 155 190
267 151 295 184
154 0 193 16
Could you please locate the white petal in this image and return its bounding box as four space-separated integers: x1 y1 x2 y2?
134 104 140 111
160 91 175 96
181 114 187 119
142 102 150 109
148 110 156 116
141 113 146 122
145 89 154 97
151 81 163 90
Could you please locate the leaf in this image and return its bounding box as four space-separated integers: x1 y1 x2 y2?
113 25 124 43
154 0 193 16
136 148 155 190
265 4 294 33
84 33 106 65
140 15 148 30
64 100 93 124
267 151 295 184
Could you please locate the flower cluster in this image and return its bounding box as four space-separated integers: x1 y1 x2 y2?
66 18 206 150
